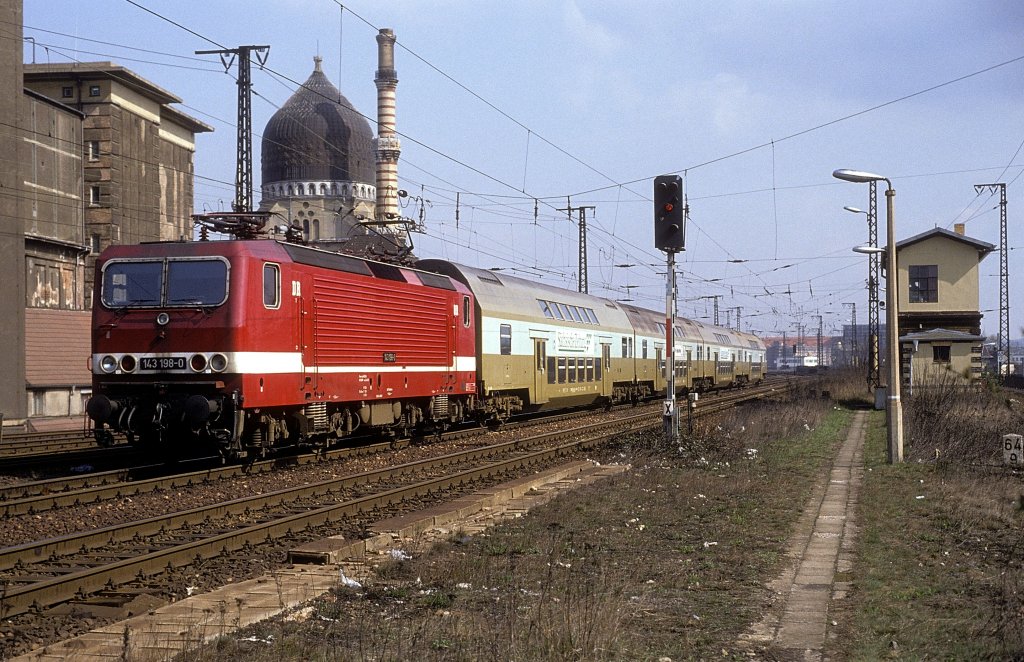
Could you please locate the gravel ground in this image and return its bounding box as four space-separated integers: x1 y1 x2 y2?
0 406 653 659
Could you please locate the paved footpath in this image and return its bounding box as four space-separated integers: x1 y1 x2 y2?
738 409 866 661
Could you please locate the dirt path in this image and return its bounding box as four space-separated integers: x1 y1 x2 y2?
739 409 865 660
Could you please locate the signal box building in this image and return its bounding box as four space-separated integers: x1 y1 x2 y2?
895 226 994 386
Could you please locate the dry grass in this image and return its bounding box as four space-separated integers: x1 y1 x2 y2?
171 382 848 661
832 377 1024 660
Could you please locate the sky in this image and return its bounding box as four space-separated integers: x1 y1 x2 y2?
20 0 1024 338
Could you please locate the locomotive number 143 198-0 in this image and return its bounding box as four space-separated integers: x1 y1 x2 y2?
141 356 186 371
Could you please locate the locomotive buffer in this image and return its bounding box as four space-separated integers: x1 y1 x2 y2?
654 175 687 444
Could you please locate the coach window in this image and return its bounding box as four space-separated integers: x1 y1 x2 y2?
642 339 648 359
463 296 471 327
500 324 512 355
567 358 577 383
621 337 628 358
557 357 567 383
263 263 280 308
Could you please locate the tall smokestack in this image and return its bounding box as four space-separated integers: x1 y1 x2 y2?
374 28 400 227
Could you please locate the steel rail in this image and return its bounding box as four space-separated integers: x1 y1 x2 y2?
0 414 653 617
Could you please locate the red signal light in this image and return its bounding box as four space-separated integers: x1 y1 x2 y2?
663 203 674 212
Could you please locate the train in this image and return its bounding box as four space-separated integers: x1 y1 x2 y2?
85 229 766 460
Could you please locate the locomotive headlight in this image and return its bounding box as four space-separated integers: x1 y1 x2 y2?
156 312 170 326
119 354 137 373
209 353 228 373
100 355 118 373
189 353 208 372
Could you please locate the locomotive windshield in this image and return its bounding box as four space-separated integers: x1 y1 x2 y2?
101 258 228 308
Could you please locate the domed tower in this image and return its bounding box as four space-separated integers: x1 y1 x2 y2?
259 56 378 249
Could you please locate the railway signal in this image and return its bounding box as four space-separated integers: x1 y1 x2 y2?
654 174 686 445
654 174 686 252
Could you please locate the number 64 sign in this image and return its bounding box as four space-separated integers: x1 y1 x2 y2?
1003 434 1024 466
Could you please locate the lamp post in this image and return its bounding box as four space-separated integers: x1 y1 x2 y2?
835 169 903 464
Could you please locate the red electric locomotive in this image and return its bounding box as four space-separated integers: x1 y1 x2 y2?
86 236 477 460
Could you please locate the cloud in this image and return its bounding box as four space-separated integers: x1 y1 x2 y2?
562 1 624 56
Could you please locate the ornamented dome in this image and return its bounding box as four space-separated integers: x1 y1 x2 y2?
261 56 375 187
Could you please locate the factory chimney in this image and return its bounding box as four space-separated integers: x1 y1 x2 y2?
374 28 401 229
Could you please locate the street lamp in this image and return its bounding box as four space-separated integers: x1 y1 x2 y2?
834 169 903 464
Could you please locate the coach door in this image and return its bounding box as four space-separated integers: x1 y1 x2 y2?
600 343 612 397
533 339 548 405
655 347 664 392
295 279 317 393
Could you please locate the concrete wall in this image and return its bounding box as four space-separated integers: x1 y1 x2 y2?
0 0 26 422
906 341 978 386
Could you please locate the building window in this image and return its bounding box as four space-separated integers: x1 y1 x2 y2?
31 390 46 416
88 84 101 97
89 185 101 205
933 345 951 364
61 86 73 98
87 140 100 161
499 323 512 356
909 265 938 303
91 234 102 254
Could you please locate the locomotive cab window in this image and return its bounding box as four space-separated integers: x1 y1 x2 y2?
263 263 280 309
101 258 228 308
166 260 228 306
102 261 162 307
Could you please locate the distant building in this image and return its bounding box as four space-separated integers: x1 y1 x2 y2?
258 36 409 260
23 61 213 304
0 17 213 427
895 226 994 386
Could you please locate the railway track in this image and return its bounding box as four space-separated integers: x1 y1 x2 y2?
0 378 792 516
0 378 794 657
0 430 97 456
0 409 659 618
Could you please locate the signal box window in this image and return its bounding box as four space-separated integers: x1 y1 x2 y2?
909 265 938 303
933 345 951 364
499 324 512 355
263 263 280 308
